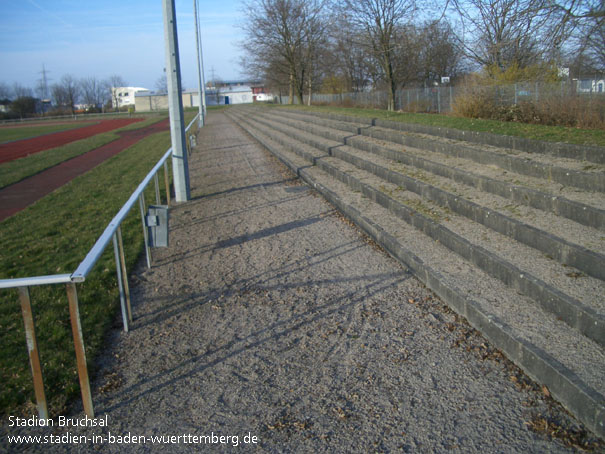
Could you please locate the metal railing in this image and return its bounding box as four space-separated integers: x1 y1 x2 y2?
0 113 199 420
0 110 147 125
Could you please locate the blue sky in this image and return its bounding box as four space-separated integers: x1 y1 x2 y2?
0 0 246 93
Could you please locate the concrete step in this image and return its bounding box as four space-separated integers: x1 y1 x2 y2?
264 109 605 211
248 109 605 283
267 108 605 194
227 108 605 439
283 107 605 165
234 109 605 345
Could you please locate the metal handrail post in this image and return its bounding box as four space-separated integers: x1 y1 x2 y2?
154 173 161 205
112 233 129 332
117 226 132 323
65 283 94 418
18 286 48 420
139 193 151 268
164 161 171 205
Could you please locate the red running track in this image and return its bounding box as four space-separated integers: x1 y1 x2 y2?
0 118 169 222
0 118 144 164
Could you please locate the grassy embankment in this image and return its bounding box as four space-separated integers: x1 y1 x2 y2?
272 104 605 148
0 114 168 190
0 112 196 417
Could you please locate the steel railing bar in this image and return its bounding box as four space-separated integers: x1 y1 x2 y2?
117 226 133 323
164 161 171 205
70 147 173 281
112 233 129 333
139 193 151 269
0 274 73 289
154 172 161 205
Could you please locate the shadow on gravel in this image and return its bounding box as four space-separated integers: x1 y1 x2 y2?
169 193 310 234
99 269 410 414
215 217 322 249
141 241 367 328
189 178 298 200
165 211 332 264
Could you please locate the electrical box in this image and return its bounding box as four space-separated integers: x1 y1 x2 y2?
146 205 169 248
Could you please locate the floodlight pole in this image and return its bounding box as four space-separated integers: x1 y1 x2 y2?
162 0 190 202
198 3 207 121
194 0 204 127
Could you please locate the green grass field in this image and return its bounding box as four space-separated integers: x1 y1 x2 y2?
0 112 196 417
271 104 605 147
0 114 167 189
0 122 97 144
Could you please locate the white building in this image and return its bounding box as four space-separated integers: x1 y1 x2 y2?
112 87 149 108
576 78 605 93
206 85 253 106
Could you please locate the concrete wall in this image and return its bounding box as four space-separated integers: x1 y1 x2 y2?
135 92 200 112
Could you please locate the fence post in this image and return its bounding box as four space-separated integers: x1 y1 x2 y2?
449 86 453 112
112 233 129 332
18 287 48 420
65 283 94 418
117 226 132 323
437 88 441 113
163 161 171 205
139 193 151 269
154 173 161 205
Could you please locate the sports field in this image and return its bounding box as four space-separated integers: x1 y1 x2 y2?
0 118 144 164
0 121 95 143
0 111 197 416
0 117 169 221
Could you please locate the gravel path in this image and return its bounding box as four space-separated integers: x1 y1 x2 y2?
4 112 597 453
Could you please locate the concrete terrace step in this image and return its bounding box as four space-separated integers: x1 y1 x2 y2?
270 109 605 223
226 108 605 439
249 109 605 283
286 107 605 165
236 109 605 345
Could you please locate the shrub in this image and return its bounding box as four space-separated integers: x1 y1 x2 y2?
452 84 605 129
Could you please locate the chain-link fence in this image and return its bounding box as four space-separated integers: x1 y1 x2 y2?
280 79 605 115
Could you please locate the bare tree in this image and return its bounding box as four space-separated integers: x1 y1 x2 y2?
51 75 79 114
341 0 417 111
80 76 104 111
155 74 168 93
450 0 559 71
241 0 329 104
326 13 374 92
11 97 38 118
418 20 463 84
107 74 127 111
0 82 11 100
12 83 33 99
565 0 605 71
545 0 604 19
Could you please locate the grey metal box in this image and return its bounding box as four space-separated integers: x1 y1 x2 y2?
146 205 169 248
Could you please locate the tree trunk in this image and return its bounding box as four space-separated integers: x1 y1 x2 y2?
307 69 312 106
